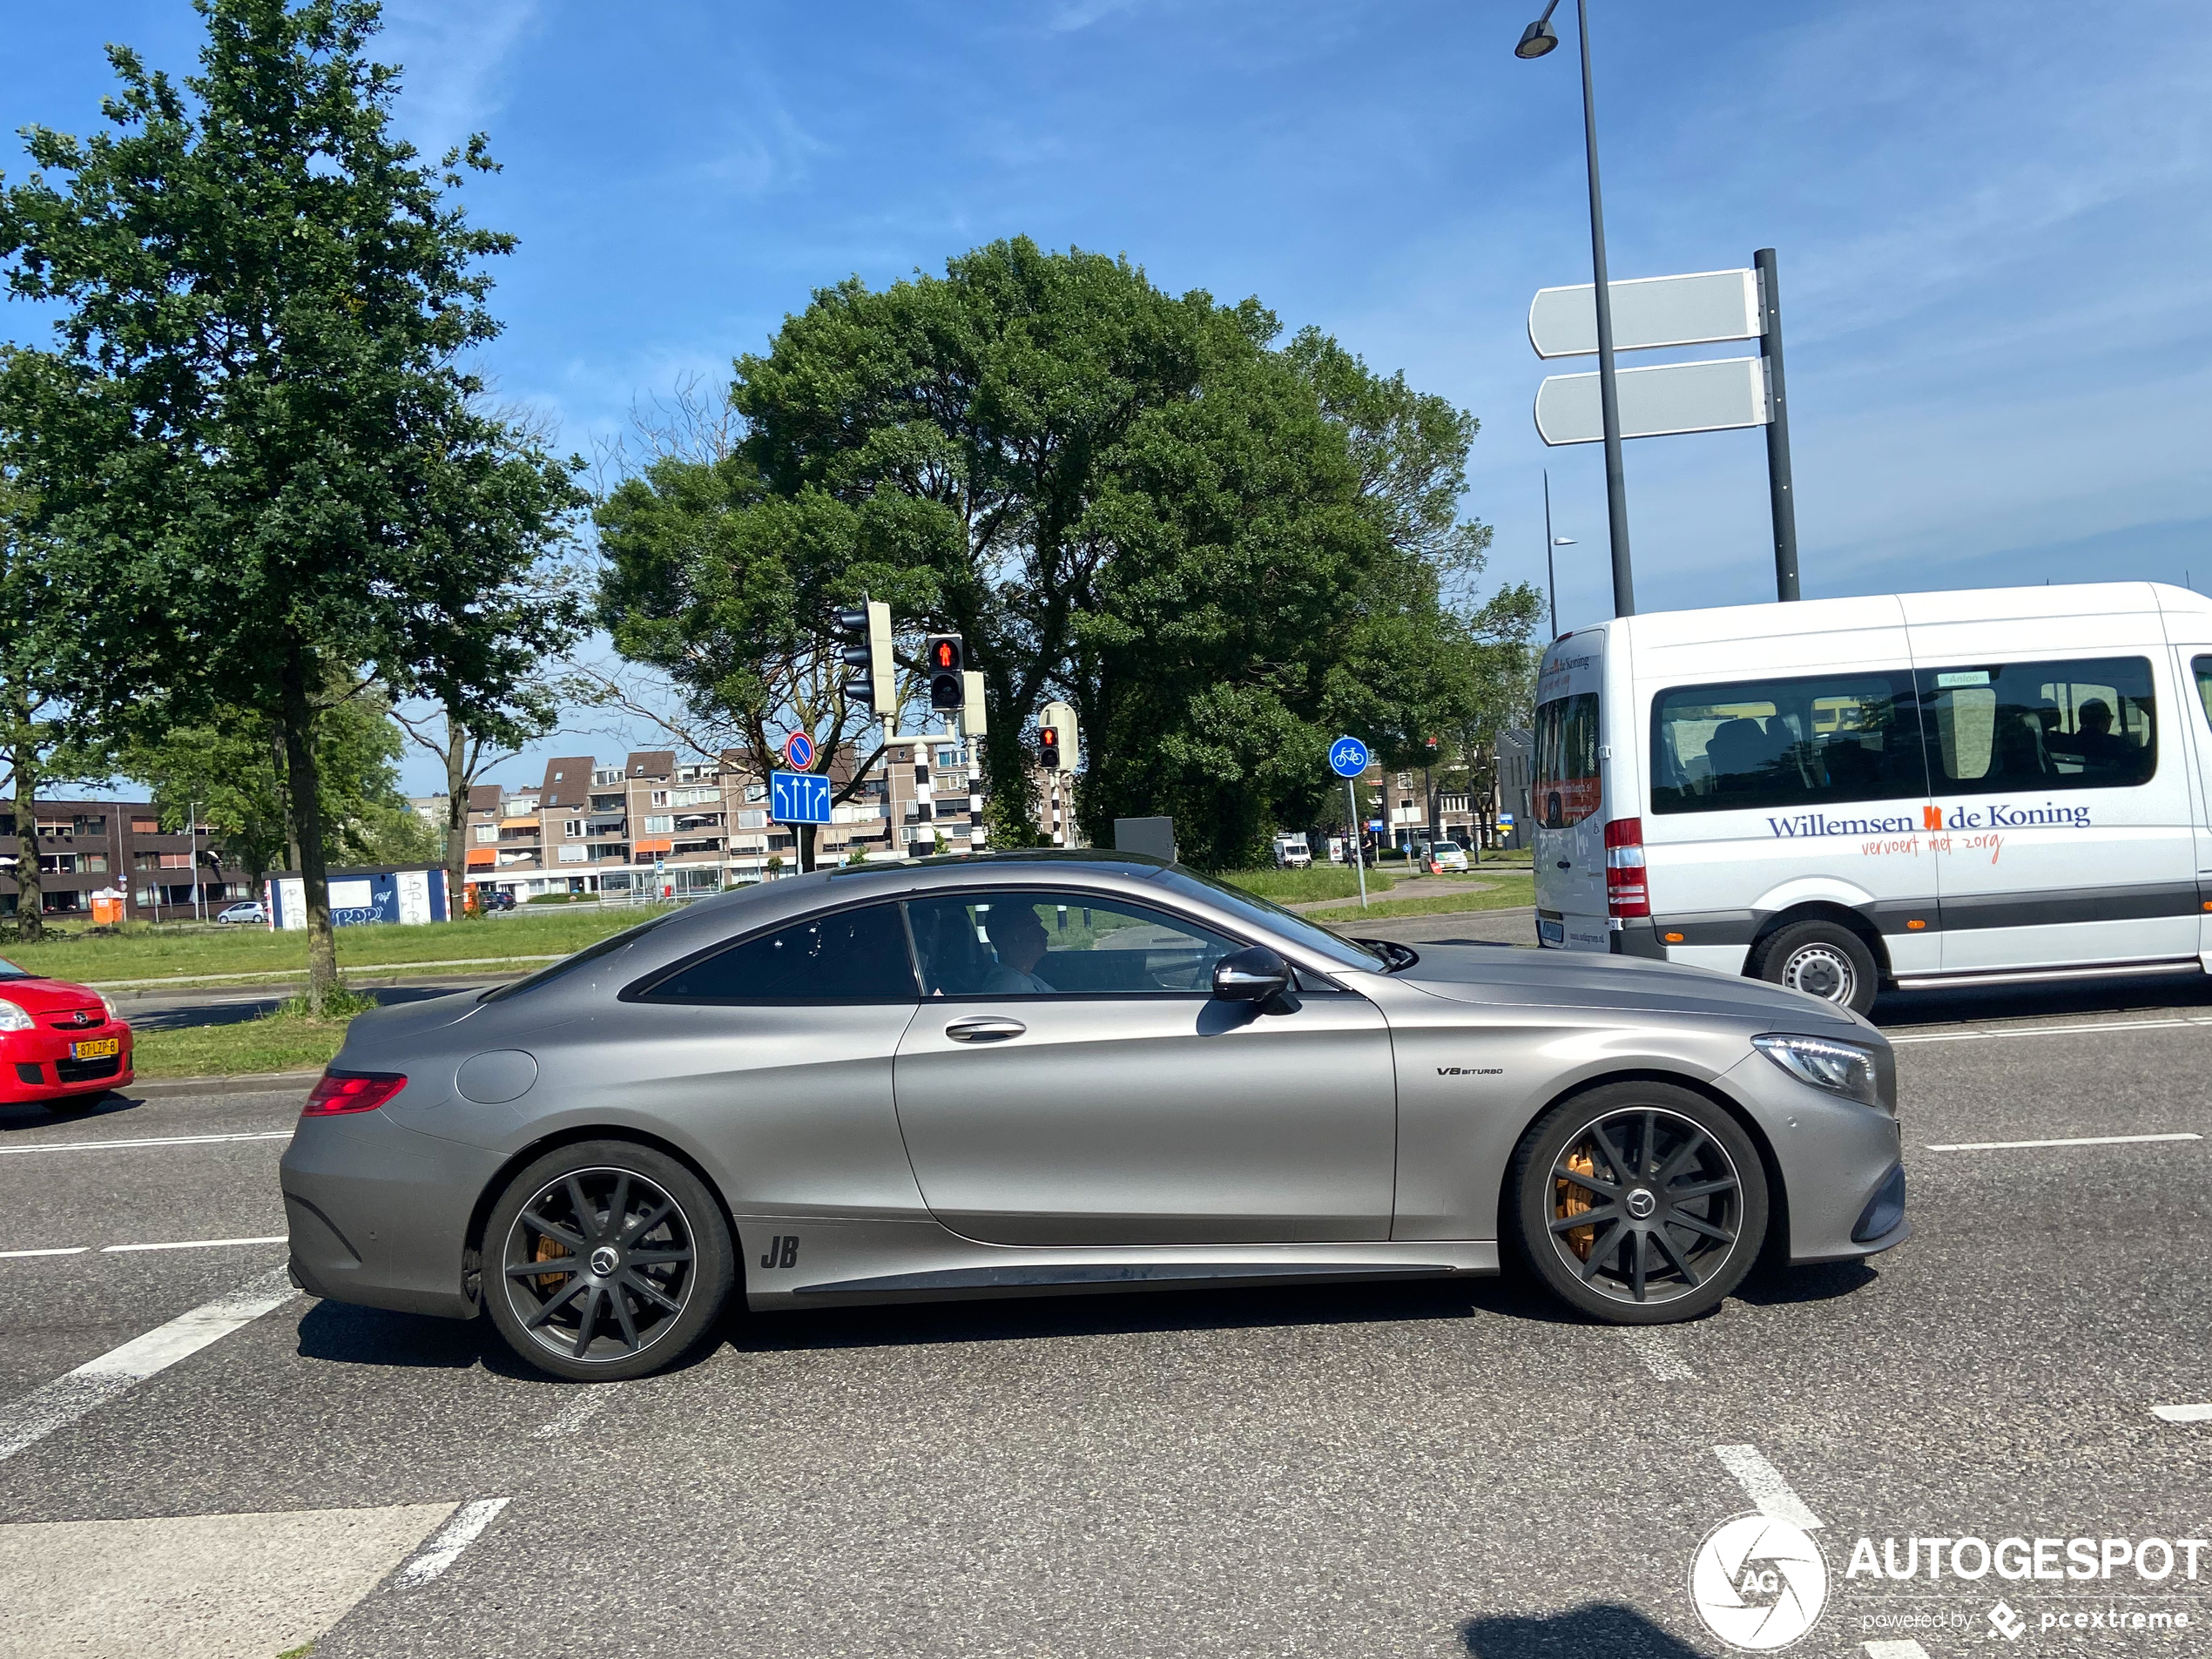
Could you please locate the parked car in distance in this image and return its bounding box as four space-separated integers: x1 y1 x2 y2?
0 959 132 1111
473 888 516 913
216 900 267 925
1271 833 1312 869
1426 845 1469 873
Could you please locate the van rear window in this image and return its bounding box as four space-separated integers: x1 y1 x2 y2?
1650 671 1926 815
1534 693 1602 828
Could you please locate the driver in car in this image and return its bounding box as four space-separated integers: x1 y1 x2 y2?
981 904 1055 994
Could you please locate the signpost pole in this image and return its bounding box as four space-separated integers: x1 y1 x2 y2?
1576 0 1634 617
1755 246 1800 603
1348 779 1368 911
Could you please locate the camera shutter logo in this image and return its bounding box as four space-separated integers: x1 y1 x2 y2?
1688 1513 1829 1651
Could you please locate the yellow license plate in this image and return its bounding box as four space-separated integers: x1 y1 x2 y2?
71 1037 120 1061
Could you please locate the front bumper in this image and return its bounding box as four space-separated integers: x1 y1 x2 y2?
1718 1047 1910 1264
0 1024 134 1103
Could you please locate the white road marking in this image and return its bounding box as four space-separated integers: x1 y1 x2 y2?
1890 1016 2212 1046
2151 1403 2212 1424
1925 1132 2202 1152
0 1130 291 1157
398 1496 510 1585
1865 1642 1933 1659
102 1236 287 1254
1620 1329 1695 1380
0 1267 298 1463
0 1246 89 1258
1711 1443 1824 1530
532 1386 622 1440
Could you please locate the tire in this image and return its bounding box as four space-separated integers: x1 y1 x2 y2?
482 1139 735 1383
1510 1082 1770 1325
1751 918 1879 1015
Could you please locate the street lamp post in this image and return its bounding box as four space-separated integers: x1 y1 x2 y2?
1541 469 1577 640
1517 0 1634 617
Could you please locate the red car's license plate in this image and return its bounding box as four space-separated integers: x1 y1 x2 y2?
71 1037 120 1060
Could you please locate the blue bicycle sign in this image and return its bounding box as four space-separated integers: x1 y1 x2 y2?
1328 736 1370 779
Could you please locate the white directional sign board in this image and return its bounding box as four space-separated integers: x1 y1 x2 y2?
1527 268 1761 359
1535 356 1769 448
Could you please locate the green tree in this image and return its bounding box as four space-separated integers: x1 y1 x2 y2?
0 0 525 1004
125 681 440 893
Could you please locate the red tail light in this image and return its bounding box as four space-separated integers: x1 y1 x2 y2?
301 1070 408 1116
1604 817 1649 918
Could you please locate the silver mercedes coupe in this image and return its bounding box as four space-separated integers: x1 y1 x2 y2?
279 852 1908 1381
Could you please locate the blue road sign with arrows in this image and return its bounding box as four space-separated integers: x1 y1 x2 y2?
770 771 831 825
1328 736 1370 779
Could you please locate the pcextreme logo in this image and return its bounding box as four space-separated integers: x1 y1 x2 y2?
1689 1514 1830 1651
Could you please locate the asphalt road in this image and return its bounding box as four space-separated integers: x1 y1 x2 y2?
2 981 2208 1657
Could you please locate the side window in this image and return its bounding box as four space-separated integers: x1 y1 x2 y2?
2191 657 2212 732
1919 658 2155 794
1534 692 1602 827
1649 671 1924 814
637 903 916 1003
906 892 1241 997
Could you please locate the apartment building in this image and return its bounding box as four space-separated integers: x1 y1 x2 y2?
0 799 247 920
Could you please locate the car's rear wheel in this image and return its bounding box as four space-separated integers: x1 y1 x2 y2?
1750 919 1879 1015
1510 1082 1769 1325
482 1140 734 1383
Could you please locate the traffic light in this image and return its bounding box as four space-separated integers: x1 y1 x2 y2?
1422 734 1441 759
835 600 894 715
925 634 963 710
1038 700 1078 772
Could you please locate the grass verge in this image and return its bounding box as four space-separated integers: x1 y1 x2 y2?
1305 873 1534 921
1217 867 1396 903
132 1013 354 1079
1 905 677 988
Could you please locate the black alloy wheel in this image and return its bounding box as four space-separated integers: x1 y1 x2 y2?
1512 1082 1769 1324
483 1140 734 1382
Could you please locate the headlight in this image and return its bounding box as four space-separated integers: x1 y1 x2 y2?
1753 1032 1881 1107
97 992 118 1022
0 998 31 1033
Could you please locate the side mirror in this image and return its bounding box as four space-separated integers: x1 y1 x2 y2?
1212 946 1299 1014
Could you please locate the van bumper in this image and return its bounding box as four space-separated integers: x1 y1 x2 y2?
1608 920 1668 961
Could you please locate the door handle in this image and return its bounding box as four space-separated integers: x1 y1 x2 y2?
945 1016 1026 1043
1556 860 1572 870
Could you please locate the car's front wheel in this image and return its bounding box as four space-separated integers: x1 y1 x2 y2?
1510 1082 1769 1324
482 1140 735 1382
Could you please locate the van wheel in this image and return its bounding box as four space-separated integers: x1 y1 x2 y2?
1752 920 1878 1015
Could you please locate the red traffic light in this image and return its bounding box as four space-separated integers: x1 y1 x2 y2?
931 639 958 671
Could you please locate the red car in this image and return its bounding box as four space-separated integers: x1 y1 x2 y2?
0 958 133 1111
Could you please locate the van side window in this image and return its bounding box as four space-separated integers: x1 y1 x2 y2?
2191 658 2212 732
1649 672 1925 815
1919 658 2155 793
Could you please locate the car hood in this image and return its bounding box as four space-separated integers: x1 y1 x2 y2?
0 975 108 1015
1389 944 1869 1032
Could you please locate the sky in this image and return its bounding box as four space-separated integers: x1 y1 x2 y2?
4 0 2209 797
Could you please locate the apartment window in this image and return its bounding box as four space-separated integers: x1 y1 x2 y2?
648 790 669 807
159 852 191 869
564 819 583 839
673 786 719 807
935 746 961 769
129 817 159 834
557 845 586 864
644 814 673 834
736 809 767 830
938 773 967 793
552 770 565 782
474 825 497 844
744 784 766 804
85 853 107 873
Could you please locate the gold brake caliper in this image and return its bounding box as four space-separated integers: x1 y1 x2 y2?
534 1231 570 1295
1556 1143 1597 1261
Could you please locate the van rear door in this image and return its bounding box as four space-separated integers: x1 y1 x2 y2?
1534 637 1608 948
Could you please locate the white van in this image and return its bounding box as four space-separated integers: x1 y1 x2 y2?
1533 581 2212 1014
1272 832 1313 869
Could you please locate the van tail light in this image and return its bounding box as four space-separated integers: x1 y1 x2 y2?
1604 817 1649 918
301 1069 408 1116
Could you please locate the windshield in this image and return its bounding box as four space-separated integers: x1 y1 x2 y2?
1154 870 1385 970
0 958 25 980
479 911 679 1002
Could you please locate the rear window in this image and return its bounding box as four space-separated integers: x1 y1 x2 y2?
1534 692 1602 828
1650 671 1925 815
635 903 917 1004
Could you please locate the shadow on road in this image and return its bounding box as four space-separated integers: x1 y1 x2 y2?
1461 1603 1716 1658
0 1090 143 1134
1872 968 2212 1028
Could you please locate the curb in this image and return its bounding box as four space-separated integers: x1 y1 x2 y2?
124 1070 323 1098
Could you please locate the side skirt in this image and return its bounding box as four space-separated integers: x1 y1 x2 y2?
732 1217 1498 1312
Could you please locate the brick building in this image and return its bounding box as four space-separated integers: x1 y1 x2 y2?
0 799 249 920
